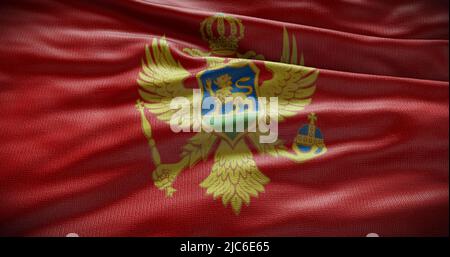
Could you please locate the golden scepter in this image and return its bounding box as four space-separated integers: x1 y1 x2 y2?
135 99 180 197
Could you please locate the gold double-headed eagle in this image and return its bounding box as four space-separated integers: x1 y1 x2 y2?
136 13 326 214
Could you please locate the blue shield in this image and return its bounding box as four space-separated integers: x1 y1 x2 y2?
197 62 260 143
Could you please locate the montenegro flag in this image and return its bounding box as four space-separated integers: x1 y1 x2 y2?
0 0 448 236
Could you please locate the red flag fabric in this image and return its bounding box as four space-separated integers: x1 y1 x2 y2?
0 0 448 236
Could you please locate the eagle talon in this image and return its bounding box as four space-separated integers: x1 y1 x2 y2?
165 187 177 197
152 161 186 196
135 99 144 111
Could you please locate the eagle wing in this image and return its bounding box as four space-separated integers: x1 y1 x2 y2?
259 62 318 122
259 27 318 122
137 37 192 123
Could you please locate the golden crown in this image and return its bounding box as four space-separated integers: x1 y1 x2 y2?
200 13 244 56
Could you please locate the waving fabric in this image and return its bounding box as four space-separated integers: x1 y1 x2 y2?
0 0 448 236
